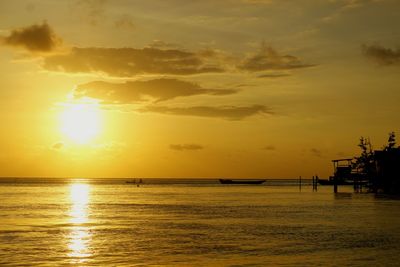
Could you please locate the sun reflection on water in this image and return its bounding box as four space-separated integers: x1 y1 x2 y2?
68 183 92 263
70 183 90 224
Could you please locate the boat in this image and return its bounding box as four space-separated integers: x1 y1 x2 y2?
219 179 266 185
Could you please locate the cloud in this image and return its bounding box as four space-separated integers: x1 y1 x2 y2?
336 0 381 9
257 73 291 78
72 0 108 26
114 14 135 30
239 44 314 72
310 148 323 157
170 144 204 151
25 3 36 12
362 44 400 66
52 142 64 150
43 47 225 76
1 22 61 52
323 0 382 22
148 40 181 50
139 104 272 120
75 78 237 103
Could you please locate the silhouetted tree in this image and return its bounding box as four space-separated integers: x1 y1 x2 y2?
353 137 375 177
383 132 396 151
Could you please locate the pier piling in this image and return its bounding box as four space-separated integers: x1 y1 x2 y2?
312 175 318 191
299 176 302 191
334 176 338 193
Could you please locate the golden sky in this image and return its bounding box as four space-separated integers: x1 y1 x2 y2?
0 0 399 178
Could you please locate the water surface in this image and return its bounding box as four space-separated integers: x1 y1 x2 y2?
1 178 399 266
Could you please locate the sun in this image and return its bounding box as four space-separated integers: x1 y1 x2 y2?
60 103 101 144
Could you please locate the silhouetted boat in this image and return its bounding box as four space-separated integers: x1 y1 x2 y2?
219 179 266 185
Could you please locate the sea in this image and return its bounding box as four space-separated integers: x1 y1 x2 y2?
1 178 400 266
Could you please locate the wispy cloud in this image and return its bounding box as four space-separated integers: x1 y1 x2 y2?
72 0 108 26
74 78 237 103
337 0 382 9
362 44 400 66
257 73 291 78
43 47 225 76
239 44 314 72
114 14 135 30
170 144 204 151
139 104 272 120
310 148 323 157
322 0 382 22
40 41 311 77
1 22 62 52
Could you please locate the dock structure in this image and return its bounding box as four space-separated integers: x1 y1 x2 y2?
334 158 352 193
323 150 400 194
318 158 369 193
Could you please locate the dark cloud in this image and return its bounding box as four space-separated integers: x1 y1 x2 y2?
2 22 61 52
52 142 64 150
170 144 204 151
139 104 272 120
43 47 224 76
362 44 400 66
75 78 237 103
239 45 314 71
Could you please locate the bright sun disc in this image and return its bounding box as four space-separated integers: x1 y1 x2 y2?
61 103 101 143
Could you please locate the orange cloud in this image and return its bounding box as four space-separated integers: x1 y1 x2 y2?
44 47 224 76
139 104 272 120
75 78 237 103
239 45 314 71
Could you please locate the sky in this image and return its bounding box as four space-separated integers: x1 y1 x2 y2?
0 0 399 178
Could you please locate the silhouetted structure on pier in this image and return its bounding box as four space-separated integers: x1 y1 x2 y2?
323 133 400 194
319 132 400 194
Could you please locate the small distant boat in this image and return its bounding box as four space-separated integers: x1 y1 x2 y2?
219 179 266 185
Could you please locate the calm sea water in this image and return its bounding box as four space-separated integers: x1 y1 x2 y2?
1 178 400 266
